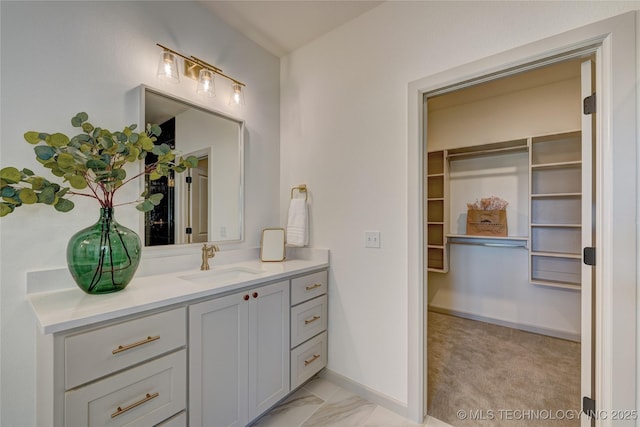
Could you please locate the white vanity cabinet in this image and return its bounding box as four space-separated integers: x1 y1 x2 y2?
290 270 328 389
188 280 290 427
31 254 330 427
37 307 188 427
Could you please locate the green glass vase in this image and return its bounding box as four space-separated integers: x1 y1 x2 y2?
66 208 141 294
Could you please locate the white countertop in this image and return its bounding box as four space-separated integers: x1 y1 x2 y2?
28 249 329 335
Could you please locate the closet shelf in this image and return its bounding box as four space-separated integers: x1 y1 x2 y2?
531 192 581 198
531 251 581 259
446 139 528 161
427 173 445 178
531 223 581 228
530 279 581 291
427 221 445 225
531 160 581 169
447 234 528 249
427 197 445 201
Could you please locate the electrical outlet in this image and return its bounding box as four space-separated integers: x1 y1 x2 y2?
365 231 381 248
220 226 227 238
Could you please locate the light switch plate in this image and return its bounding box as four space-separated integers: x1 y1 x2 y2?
365 231 381 248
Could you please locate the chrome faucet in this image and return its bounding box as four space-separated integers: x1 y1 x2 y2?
201 244 220 270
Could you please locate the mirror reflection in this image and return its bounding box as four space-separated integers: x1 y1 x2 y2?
142 87 243 246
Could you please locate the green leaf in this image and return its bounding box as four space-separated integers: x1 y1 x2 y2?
71 112 88 127
34 145 56 161
18 188 37 204
152 143 171 156
86 159 109 170
28 176 45 190
101 134 114 149
67 175 87 189
149 170 162 181
186 156 199 168
1 187 16 198
139 135 154 151
0 203 14 217
54 198 74 212
24 131 42 144
49 133 69 147
56 152 75 169
0 167 22 184
136 199 155 212
129 133 139 143
148 193 164 206
22 168 34 176
38 186 56 204
111 169 126 180
81 122 94 133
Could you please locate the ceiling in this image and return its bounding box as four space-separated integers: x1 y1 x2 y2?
200 1 384 57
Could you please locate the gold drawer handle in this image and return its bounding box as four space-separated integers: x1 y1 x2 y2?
304 315 321 325
112 335 160 355
111 392 159 418
305 283 323 291
304 354 321 366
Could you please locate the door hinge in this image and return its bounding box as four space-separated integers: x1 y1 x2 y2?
583 396 596 418
584 247 596 266
185 227 192 235
186 176 192 184
584 93 596 115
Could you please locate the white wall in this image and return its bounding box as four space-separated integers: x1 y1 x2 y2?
280 0 639 409
0 2 279 425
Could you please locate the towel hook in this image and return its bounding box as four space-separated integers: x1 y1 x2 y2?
290 184 308 201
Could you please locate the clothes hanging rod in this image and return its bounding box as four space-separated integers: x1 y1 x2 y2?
447 145 528 160
448 240 528 249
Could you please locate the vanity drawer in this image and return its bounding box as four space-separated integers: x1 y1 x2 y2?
291 295 327 348
65 349 187 427
290 331 327 389
155 410 187 427
291 270 327 306
65 307 186 389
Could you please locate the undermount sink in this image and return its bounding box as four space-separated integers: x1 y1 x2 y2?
178 266 264 285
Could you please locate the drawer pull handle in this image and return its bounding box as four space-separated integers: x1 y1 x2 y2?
304 315 321 325
111 392 159 418
304 354 321 366
112 335 160 354
305 283 323 291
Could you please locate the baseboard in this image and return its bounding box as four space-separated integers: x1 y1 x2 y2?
428 305 581 342
319 369 413 421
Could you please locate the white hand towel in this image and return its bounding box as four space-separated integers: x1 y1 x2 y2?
286 198 308 247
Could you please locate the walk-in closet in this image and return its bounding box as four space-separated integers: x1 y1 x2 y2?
424 56 594 426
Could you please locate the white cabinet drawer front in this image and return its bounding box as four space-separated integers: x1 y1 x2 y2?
65 307 186 389
290 331 327 389
291 270 327 306
65 350 187 427
291 295 327 348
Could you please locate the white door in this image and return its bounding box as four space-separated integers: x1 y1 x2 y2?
580 58 595 427
191 158 209 243
189 292 249 427
248 281 290 419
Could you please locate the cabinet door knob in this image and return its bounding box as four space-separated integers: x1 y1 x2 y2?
252 292 259 299
243 294 250 301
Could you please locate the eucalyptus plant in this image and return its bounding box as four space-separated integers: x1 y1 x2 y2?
0 112 197 217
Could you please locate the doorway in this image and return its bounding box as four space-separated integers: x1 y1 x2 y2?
423 54 595 426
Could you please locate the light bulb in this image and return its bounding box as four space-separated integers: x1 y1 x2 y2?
197 69 215 98
157 51 180 83
229 83 245 107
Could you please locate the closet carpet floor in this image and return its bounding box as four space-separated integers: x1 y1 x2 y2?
427 311 580 427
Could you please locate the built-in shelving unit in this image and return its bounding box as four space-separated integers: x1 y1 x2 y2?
529 131 582 290
426 151 448 272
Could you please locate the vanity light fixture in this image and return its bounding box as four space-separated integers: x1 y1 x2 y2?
157 49 180 83
156 43 246 106
229 83 245 107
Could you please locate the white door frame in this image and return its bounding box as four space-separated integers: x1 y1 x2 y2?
407 12 637 425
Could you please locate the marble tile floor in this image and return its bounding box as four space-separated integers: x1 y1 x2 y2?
251 377 452 427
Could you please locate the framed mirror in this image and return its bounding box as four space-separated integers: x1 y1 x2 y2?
140 85 244 246
260 228 286 262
